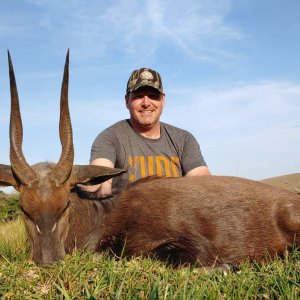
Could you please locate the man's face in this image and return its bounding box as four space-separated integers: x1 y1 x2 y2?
126 87 165 129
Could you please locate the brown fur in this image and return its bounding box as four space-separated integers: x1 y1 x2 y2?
86 175 300 266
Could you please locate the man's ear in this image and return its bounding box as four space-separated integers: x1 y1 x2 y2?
0 164 19 191
70 165 126 188
125 94 130 109
161 93 166 108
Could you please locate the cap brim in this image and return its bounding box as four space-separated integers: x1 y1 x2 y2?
128 83 163 94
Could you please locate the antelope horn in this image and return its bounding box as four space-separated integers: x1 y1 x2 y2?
52 49 74 185
8 50 37 186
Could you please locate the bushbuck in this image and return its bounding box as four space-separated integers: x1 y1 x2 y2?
1 51 300 268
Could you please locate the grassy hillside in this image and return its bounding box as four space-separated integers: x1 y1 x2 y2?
260 173 300 194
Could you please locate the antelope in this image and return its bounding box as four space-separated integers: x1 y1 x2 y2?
1 51 300 268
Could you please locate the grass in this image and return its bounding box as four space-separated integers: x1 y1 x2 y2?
0 191 20 221
1 247 300 299
0 217 28 262
0 195 300 299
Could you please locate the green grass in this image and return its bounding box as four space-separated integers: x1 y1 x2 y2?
0 191 20 222
1 248 300 299
0 195 300 299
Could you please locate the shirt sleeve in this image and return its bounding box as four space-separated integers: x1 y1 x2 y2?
90 128 119 164
180 131 207 175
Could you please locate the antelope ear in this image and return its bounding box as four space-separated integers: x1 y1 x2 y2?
70 165 126 188
0 164 19 190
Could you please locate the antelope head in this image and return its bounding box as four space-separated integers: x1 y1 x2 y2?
0 50 125 265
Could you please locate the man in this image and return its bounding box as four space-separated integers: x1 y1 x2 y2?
85 68 210 196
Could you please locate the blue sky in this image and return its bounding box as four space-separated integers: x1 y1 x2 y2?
0 0 299 185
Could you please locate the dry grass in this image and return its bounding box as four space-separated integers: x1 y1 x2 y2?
0 217 28 262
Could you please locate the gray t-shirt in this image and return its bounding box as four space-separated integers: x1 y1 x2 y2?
91 120 207 194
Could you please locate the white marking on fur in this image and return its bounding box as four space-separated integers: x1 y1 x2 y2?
51 223 57 233
36 224 41 234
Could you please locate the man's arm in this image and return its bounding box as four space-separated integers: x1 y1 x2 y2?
91 158 114 195
180 131 211 177
77 158 114 196
185 166 211 176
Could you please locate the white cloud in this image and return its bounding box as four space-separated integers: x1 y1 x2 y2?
146 0 243 62
0 17 29 38
166 80 300 130
18 0 243 63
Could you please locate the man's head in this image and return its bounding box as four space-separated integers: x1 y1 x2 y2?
125 68 165 134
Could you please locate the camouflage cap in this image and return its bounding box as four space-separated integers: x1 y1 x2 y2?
126 67 164 95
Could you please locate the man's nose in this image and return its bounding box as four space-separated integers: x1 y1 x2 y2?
141 96 151 105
